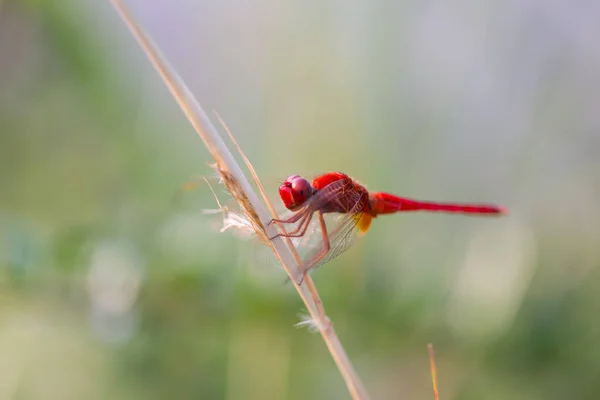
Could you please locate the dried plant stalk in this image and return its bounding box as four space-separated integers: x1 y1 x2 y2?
428 343 439 400
109 1 371 399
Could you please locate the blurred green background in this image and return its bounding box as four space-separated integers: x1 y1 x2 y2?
1 1 599 399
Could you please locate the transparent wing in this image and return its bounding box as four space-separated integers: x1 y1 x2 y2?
297 178 351 214
302 198 367 272
311 211 364 270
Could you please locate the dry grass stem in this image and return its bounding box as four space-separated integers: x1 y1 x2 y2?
109 1 370 399
428 343 440 400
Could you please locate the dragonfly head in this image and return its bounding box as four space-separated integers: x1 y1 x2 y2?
279 175 314 210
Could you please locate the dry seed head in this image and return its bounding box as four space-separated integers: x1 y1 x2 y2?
210 163 269 244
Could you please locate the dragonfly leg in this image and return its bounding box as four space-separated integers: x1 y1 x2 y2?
267 208 309 226
269 212 314 240
296 211 330 285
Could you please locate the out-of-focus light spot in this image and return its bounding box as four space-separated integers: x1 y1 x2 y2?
0 218 42 271
446 217 537 342
85 240 143 344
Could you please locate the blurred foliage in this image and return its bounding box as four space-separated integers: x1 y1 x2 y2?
1 1 600 399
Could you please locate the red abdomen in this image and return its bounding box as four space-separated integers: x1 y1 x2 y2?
368 192 506 216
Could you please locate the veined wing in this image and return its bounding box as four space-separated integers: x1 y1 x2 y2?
298 180 371 273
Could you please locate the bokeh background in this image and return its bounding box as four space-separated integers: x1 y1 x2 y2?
1 1 600 399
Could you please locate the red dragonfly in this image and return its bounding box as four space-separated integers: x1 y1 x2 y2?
269 172 506 284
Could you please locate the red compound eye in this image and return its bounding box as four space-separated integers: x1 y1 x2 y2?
279 175 313 210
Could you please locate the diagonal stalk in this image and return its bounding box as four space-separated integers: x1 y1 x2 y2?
109 1 371 399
